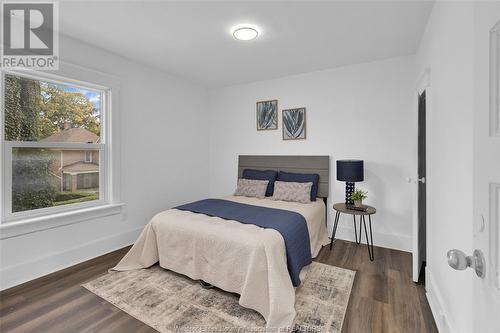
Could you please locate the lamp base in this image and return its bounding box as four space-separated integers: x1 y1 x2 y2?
345 182 355 205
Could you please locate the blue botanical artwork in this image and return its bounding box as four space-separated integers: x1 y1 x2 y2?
282 108 306 140
256 100 278 130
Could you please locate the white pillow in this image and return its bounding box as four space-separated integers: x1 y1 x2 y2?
234 179 269 199
272 181 313 204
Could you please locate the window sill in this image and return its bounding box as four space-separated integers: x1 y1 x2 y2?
0 203 124 240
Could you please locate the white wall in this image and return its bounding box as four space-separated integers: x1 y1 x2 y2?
0 35 210 290
207 56 416 252
415 2 475 332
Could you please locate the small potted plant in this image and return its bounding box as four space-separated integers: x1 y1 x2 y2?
351 189 368 207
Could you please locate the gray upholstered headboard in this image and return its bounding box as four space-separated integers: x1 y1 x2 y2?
238 155 330 198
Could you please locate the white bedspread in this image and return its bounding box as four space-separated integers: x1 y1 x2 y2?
113 196 330 329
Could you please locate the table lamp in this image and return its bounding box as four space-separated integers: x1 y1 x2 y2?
336 160 364 205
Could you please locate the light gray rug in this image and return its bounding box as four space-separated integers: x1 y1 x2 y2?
83 262 355 333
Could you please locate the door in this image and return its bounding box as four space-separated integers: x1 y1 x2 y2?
448 4 500 331
472 5 500 331
417 91 427 280
412 74 430 283
64 174 71 191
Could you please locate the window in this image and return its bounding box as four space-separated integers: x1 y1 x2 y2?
1 70 110 221
84 151 92 163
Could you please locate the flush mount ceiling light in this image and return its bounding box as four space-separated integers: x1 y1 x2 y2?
231 24 260 41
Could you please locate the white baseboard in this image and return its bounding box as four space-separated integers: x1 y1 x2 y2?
332 225 412 252
426 269 457 333
0 227 142 291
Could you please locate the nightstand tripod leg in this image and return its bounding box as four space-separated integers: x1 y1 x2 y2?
353 215 361 244
368 215 374 260
330 211 340 250
362 215 375 261
359 217 363 244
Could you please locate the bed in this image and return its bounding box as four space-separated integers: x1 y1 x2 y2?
113 155 330 329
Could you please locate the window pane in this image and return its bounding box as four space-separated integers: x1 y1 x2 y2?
12 148 100 213
4 74 101 143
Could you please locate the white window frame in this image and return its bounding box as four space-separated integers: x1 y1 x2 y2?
0 62 122 237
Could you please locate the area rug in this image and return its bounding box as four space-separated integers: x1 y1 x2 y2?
83 262 355 333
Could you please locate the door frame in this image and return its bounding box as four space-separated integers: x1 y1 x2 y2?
412 69 433 282
488 20 500 293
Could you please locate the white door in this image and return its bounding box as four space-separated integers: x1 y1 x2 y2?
448 2 500 332
448 3 500 331
472 4 500 331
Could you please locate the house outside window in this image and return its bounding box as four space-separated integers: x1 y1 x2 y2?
1 70 113 222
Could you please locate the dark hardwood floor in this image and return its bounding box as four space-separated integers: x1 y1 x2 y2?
316 240 437 333
0 240 437 333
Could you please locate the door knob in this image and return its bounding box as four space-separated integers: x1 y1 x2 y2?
447 249 486 278
407 177 426 184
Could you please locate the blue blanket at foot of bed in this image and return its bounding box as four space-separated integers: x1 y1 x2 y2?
175 199 312 287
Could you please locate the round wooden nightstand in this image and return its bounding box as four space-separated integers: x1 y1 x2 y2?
330 203 376 261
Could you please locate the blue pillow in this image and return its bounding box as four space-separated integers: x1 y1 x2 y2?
278 171 320 201
242 169 278 197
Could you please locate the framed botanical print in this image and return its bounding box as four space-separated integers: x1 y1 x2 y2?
282 108 306 140
256 100 278 130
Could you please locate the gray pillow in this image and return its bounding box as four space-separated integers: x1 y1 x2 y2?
271 181 313 204
234 179 270 199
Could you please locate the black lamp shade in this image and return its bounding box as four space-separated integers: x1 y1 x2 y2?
336 160 364 182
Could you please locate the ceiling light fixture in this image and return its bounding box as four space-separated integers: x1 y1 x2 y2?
231 24 259 41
